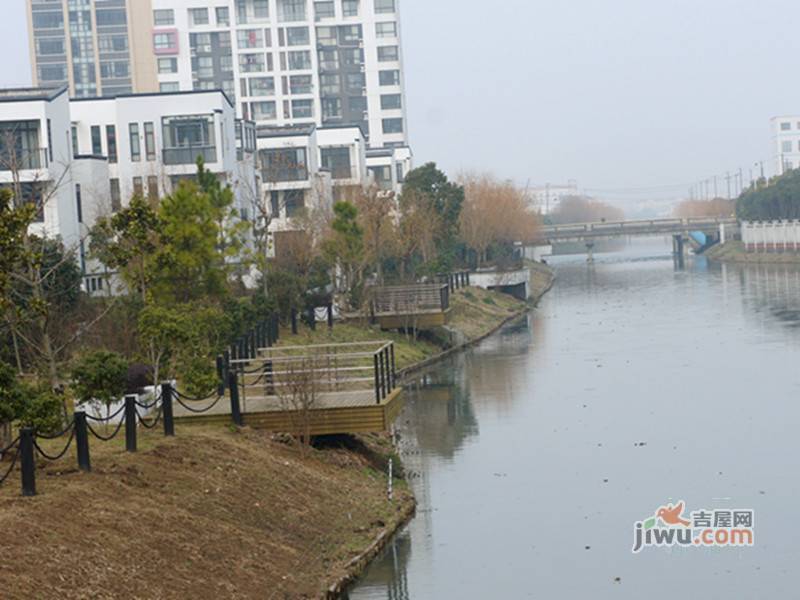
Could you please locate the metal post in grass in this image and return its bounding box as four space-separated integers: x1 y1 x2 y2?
162 382 175 437
390 343 396 389
374 353 381 403
222 350 230 390
124 395 137 452
327 302 334 329
228 371 243 426
265 360 274 396
19 427 36 497
383 347 390 396
249 332 257 359
308 307 316 331
291 308 298 334
216 355 225 395
74 411 91 472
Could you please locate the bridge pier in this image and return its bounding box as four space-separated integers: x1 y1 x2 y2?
586 242 595 263
672 234 686 268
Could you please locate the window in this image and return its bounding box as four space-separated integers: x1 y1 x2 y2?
339 24 362 42
292 99 314 118
322 97 342 119
91 125 102 155
154 32 177 52
95 9 127 26
251 101 277 120
189 8 209 26
318 48 339 70
260 147 308 182
289 75 312 94
71 125 79 158
153 9 174 25
270 191 280 215
133 177 143 196
129 123 141 161
216 7 230 25
158 57 178 73
374 0 395 13
285 190 305 217
147 176 159 200
314 1 335 20
382 118 403 134
316 26 336 46
379 69 400 86
346 72 366 89
396 162 405 183
378 45 399 62
380 94 402 110
349 96 367 113
288 50 312 70
238 29 264 49
286 26 310 46
321 146 352 179
376 22 397 38
162 115 217 164
780 122 791 131
369 165 391 189
75 184 83 223
320 73 341 95
160 82 180 92
106 125 117 163
144 122 156 161
249 77 275 96
342 0 359 16
37 38 65 56
193 56 214 78
279 0 307 22
339 48 362 67
239 53 266 72
110 178 121 212
98 35 128 53
782 141 793 153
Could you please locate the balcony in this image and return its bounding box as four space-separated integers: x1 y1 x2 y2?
162 145 217 166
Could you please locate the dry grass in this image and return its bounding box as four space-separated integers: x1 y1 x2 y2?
0 425 412 599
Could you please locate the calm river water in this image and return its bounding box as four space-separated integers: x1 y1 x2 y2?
349 237 800 599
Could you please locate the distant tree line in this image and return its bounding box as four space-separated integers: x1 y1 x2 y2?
736 169 800 221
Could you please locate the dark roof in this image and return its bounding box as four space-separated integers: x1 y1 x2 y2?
256 123 317 139
71 88 234 109
74 154 108 161
0 85 68 104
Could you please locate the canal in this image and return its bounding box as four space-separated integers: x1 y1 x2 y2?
349 237 800 598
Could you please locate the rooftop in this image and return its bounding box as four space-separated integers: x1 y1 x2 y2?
256 123 317 139
0 86 68 103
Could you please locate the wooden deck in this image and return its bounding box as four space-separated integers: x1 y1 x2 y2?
371 284 451 331
173 388 404 436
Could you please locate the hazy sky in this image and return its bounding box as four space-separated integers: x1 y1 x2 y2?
3 0 799 209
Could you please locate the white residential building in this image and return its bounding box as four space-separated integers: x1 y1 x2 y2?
528 181 578 215
365 144 411 195
771 116 800 176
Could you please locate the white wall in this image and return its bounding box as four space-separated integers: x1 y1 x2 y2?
742 220 800 252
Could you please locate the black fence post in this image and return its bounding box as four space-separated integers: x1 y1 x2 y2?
327 302 334 329
231 341 238 362
466 271 471 286
237 337 246 361
390 343 396 390
265 360 274 395
309 308 317 331
373 354 381 404
379 349 387 399
273 313 280 342
291 308 298 334
162 382 175 437
249 332 257 358
124 395 137 452
216 355 225 395
74 411 91 472
19 427 36 497
228 371 243 426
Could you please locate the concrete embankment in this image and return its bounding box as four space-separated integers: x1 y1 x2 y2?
706 241 800 264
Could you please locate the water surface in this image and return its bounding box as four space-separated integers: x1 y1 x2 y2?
350 238 800 599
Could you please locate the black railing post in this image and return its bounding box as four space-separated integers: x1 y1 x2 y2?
382 347 390 397
291 308 298 334
390 343 396 390
249 332 257 358
162 382 175 437
74 411 91 472
231 341 238 362
373 354 381 404
379 349 387 399
440 286 446 311
308 308 316 331
19 427 36 497
228 371 243 426
237 337 246 361
327 302 334 329
273 313 280 342
216 355 225 395
124 395 137 452
265 360 274 395
466 271 470 286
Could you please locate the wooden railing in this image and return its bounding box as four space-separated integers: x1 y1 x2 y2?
370 284 450 316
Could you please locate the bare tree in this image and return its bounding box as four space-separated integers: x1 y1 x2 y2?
275 355 321 457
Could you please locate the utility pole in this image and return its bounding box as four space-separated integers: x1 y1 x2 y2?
738 168 743 196
713 175 718 199
726 172 732 199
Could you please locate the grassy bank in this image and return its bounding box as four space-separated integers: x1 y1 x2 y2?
706 240 800 264
0 426 413 598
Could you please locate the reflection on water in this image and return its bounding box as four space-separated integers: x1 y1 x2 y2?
349 238 800 599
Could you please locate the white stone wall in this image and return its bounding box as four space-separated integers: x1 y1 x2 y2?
741 220 800 252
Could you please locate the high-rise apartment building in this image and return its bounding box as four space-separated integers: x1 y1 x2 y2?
27 0 158 97
771 116 800 176
27 0 409 149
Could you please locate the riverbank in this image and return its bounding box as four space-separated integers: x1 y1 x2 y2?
706 240 800 264
0 266 555 599
0 426 413 598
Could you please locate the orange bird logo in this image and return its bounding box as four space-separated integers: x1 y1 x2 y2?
656 502 691 527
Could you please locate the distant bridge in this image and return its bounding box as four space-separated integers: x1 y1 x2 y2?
531 217 739 263
536 217 737 244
